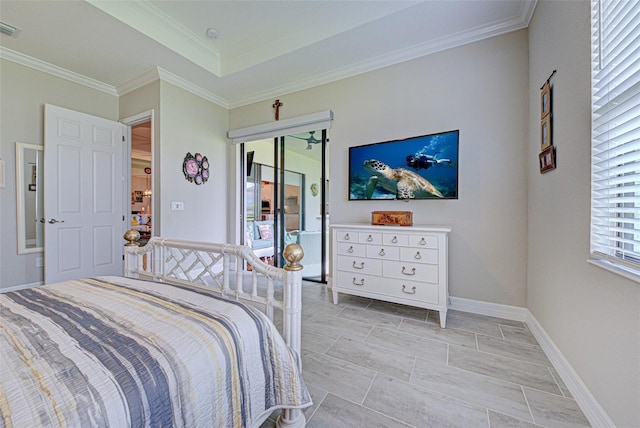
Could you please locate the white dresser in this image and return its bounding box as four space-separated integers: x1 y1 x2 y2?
330 224 451 327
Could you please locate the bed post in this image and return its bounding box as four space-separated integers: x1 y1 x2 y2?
278 243 306 428
123 229 141 278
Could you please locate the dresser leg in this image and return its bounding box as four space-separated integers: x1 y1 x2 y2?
439 310 447 328
332 290 339 305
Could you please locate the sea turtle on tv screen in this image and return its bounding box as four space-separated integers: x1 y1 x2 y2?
362 159 445 199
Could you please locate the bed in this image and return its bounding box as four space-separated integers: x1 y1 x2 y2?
0 235 311 427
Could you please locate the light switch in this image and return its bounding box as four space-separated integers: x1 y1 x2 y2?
171 201 184 211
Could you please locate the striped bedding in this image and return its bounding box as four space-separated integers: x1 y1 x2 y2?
0 276 311 427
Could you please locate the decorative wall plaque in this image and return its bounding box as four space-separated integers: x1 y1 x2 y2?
182 152 209 185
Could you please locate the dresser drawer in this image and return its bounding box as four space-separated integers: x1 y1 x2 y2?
382 278 439 305
382 233 409 246
337 242 366 257
399 247 438 264
383 260 439 283
335 271 438 304
366 245 400 260
336 230 359 243
409 234 438 249
337 256 382 276
358 232 382 244
335 271 378 292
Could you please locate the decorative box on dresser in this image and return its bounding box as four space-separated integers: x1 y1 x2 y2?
330 224 452 327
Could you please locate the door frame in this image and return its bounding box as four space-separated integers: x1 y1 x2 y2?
121 110 155 238
228 111 333 246
237 131 329 282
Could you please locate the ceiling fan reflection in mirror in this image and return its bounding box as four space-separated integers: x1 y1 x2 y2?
288 131 322 150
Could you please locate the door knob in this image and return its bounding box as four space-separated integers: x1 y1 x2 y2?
48 218 65 224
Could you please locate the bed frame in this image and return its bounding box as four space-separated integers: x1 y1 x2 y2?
123 232 307 428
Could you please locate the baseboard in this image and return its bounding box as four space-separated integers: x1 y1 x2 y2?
525 311 615 428
0 281 42 293
448 296 528 322
449 295 614 427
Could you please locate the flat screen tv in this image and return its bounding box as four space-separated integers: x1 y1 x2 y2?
349 130 459 200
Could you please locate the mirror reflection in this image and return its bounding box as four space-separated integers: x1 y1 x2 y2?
16 142 44 254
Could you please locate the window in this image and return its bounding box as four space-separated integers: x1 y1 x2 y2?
590 0 640 276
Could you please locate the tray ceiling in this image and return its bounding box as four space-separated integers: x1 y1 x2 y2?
0 0 536 108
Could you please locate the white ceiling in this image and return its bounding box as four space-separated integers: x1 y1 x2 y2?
0 0 536 108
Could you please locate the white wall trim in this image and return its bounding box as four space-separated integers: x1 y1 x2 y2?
1 281 42 293
449 296 528 321
450 295 614 427
525 311 616 428
0 51 228 109
117 67 229 109
0 47 118 96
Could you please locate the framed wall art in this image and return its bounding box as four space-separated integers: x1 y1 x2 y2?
540 81 551 119
541 115 552 150
539 70 556 174
539 146 556 174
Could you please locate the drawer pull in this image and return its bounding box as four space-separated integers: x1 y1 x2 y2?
392 236 398 243
367 234 373 242
414 251 422 260
379 249 386 256
344 233 351 240
347 246 354 253
402 285 417 294
352 277 364 286
402 266 416 276
353 261 365 269
419 237 427 246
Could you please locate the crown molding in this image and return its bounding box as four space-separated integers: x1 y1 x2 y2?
0 49 229 108
116 68 161 96
156 68 229 109
117 66 229 109
0 47 118 96
520 0 539 26
228 10 534 108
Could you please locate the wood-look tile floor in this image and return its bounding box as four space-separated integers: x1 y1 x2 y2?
263 282 590 428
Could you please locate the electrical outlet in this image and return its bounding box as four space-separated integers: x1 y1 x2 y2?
36 257 44 268
171 201 184 211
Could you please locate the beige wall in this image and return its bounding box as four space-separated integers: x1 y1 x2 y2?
0 59 118 289
230 30 530 307
527 1 639 426
158 81 230 242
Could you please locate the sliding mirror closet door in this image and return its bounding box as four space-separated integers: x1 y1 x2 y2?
242 129 328 283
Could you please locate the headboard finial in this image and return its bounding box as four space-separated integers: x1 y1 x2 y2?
124 229 141 246
283 243 304 271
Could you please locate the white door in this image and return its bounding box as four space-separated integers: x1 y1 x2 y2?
44 104 126 283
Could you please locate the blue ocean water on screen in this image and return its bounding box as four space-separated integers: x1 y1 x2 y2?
349 130 459 199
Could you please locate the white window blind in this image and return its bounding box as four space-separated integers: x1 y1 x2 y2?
590 0 640 272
